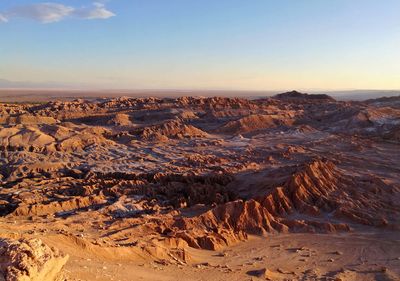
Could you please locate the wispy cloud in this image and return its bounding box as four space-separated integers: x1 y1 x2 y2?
9 3 75 23
0 13 8 23
74 2 115 20
0 2 115 24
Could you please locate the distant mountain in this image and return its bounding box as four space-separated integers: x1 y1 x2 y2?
273 90 335 101
317 90 400 101
0 78 70 89
0 79 36 88
364 95 400 109
365 95 400 103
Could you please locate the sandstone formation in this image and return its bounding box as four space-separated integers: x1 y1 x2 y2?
0 93 399 280
0 238 68 281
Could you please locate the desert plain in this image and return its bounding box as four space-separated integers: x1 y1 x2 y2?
0 91 399 281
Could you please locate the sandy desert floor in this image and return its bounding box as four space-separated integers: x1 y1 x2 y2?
2 227 399 281
0 91 399 281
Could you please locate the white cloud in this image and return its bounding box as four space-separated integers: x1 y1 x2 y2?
9 3 74 23
1 2 115 24
74 2 115 20
0 13 8 23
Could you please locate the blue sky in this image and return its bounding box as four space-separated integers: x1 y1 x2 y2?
0 0 399 90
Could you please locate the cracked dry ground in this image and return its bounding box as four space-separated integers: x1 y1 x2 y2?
0 92 399 281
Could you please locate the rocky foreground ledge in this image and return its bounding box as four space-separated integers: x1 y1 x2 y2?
0 238 68 281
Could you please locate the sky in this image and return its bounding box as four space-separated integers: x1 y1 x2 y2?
0 0 399 91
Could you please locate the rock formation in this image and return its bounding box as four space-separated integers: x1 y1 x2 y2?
0 238 68 281
0 93 399 278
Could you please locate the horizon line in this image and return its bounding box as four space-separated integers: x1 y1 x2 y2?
1 87 399 93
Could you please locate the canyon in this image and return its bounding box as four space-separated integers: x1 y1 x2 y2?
0 91 399 281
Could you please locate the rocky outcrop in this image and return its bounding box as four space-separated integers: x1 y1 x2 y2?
0 124 114 152
0 238 68 281
107 113 132 126
170 160 370 250
216 114 294 134
0 115 58 125
11 195 108 217
135 120 208 141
